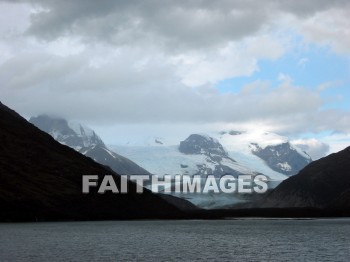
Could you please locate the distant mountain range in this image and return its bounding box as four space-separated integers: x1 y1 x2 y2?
110 130 312 209
29 115 313 208
112 130 312 181
0 101 186 221
30 115 312 182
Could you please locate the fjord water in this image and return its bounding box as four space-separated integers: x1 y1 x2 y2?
1 219 349 261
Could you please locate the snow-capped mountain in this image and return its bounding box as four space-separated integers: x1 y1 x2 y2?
178 134 258 177
29 115 105 150
217 130 312 177
251 142 311 176
80 145 150 175
28 115 312 209
111 130 312 182
29 115 150 175
110 130 312 208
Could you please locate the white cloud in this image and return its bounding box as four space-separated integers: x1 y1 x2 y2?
322 133 350 154
173 35 284 87
291 138 330 160
292 133 350 160
278 73 293 84
298 57 309 67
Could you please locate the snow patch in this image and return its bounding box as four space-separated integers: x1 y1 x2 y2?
277 162 292 172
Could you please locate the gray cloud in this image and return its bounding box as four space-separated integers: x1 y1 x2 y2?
292 139 330 160
23 0 268 51
276 0 349 17
4 0 344 52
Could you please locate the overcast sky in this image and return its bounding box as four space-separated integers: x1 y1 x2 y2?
1 0 350 159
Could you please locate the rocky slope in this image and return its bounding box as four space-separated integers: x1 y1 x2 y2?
262 146 350 209
179 134 247 177
251 142 311 176
0 102 184 221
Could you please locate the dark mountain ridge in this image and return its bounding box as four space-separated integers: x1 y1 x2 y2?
0 101 184 221
262 146 350 209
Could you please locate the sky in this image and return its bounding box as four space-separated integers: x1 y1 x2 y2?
0 0 350 159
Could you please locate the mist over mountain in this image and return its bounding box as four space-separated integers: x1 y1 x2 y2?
29 115 105 150
29 115 150 176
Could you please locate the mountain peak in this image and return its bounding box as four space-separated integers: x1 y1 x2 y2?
30 114 150 175
29 115 105 150
179 134 228 158
251 142 312 176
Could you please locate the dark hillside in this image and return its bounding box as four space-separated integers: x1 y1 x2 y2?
0 101 183 221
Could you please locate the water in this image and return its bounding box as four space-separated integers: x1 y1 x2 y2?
1 219 350 261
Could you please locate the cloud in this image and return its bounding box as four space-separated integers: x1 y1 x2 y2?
278 73 293 85
0 1 30 36
298 57 309 67
291 138 330 160
0 0 349 53
276 0 348 17
24 0 271 50
0 0 346 53
292 133 350 160
317 81 341 92
1 1 349 83
322 133 350 154
174 35 284 86
0 48 340 134
0 0 350 148
299 8 350 54
1 34 349 137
